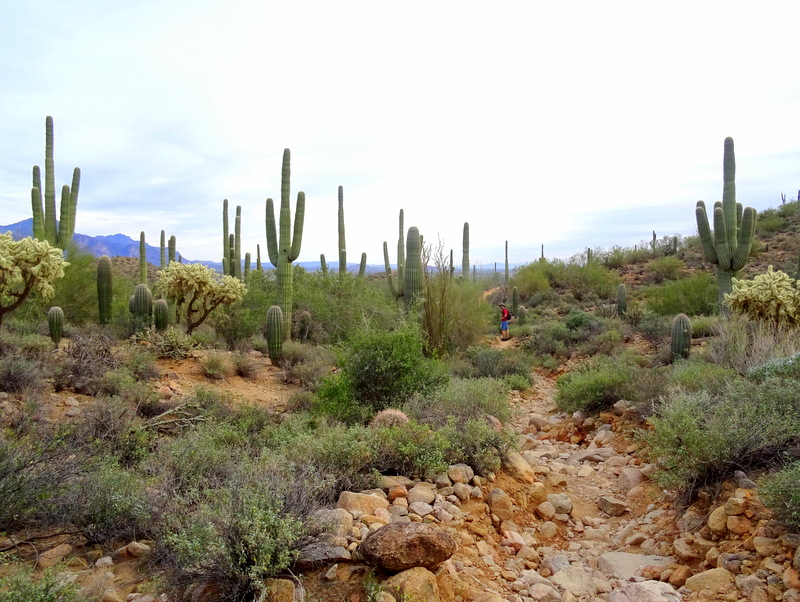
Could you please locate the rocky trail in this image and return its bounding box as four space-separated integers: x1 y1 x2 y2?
5 343 800 602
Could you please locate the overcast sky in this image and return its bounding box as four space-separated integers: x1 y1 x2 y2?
1 1 799 268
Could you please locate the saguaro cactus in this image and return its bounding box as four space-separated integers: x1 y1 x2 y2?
265 149 305 339
695 137 757 309
338 185 347 277
222 198 230 275
139 232 147 284
153 298 170 331
671 313 692 360
31 116 80 247
97 255 113 325
616 283 628 317
160 230 166 269
511 286 520 317
235 205 242 280
462 222 470 278
48 306 64 345
131 283 153 320
168 235 176 264
265 305 284 363
383 209 406 305
403 227 423 311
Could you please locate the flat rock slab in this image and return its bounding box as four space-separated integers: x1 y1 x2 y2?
598 552 675 581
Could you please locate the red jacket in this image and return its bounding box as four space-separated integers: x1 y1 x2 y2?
500 307 510 321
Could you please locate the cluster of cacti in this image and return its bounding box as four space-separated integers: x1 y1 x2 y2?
616 283 627 317
671 313 692 360
47 306 64 345
265 305 283 362
383 210 406 305
97 255 113 324
369 408 410 429
695 137 757 309
31 116 80 248
462 222 470 279
265 149 305 339
320 186 367 278
725 267 800 326
153 298 170 331
222 200 246 280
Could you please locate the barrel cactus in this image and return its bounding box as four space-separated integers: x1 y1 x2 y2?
265 305 284 363
670 313 692 360
48 306 64 346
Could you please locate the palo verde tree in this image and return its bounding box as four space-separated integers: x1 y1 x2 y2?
31 116 80 247
0 234 68 330
157 262 246 334
695 137 757 310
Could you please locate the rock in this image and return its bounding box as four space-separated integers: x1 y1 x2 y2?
408 502 434 517
549 565 597 597
37 543 73 569
536 501 556 520
487 488 515 521
382 567 440 601
528 583 561 602
448 463 474 484
606 580 682 602
707 505 728 534
407 483 437 505
101 591 125 602
683 567 735 593
452 482 472 501
294 541 351 570
502 451 537 483
547 493 573 515
618 467 644 493
598 552 674 581
96 555 114 568
726 514 752 535
337 491 390 516
381 476 415 490
598 496 628 517
314 508 355 536
753 536 781 557
387 484 408 502
264 578 295 601
672 537 700 561
125 541 151 558
539 522 558 540
359 522 457 571
540 553 570 576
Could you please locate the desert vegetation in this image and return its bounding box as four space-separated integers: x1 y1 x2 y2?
2 122 800 601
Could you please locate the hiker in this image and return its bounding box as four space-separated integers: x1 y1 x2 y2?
499 303 510 340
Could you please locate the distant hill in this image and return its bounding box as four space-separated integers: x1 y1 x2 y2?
0 218 388 274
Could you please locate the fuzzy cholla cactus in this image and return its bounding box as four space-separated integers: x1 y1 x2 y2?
725 266 800 326
369 408 410 429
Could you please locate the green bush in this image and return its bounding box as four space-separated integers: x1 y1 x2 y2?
202 353 230 380
668 360 738 393
756 208 788 235
510 262 551 299
747 352 800 382
231 352 258 378
278 341 336 390
555 356 637 413
707 314 800 375
643 272 718 316
0 565 80 602
760 462 800 529
643 377 800 498
597 245 653 268
440 418 514 476
371 421 450 476
0 355 47 393
316 324 448 420
404 377 512 426
464 347 533 382
647 256 685 283
211 270 276 349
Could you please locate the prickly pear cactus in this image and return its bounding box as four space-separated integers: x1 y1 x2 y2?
671 313 692 360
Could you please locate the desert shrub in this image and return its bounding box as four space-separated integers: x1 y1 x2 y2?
292 270 401 344
553 260 621 302
92 367 136 397
404 377 512 426
510 262 551 299
597 244 653 268
440 418 514 476
644 378 800 499
279 341 335 389
521 321 571 358
706 314 800 375
211 270 276 349
503 372 533 392
231 352 258 378
316 324 448 420
57 459 152 543
747 352 800 382
161 462 314 600
202 353 230 380
643 272 718 317
760 462 800 529
756 208 787 235
132 327 199 359
464 346 533 382
75 397 152 467
564 309 595 331
0 355 47 393
634 310 670 343
0 330 52 361
63 332 120 394
690 315 719 338
555 356 639 413
370 421 450 476
121 346 160 380
0 429 81 530
0 564 80 602
668 360 738 393
647 256 685 283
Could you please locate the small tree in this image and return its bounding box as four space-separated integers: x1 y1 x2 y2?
157 262 246 334
0 234 67 330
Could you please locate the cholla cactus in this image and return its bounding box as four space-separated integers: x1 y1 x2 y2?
369 408 410 429
725 266 800 326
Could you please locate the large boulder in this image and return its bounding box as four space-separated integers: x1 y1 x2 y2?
359 522 457 571
382 567 440 601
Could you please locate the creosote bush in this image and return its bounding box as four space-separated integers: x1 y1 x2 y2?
760 462 800 529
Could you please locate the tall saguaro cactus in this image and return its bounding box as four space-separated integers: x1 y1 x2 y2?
462 222 470 279
265 149 305 339
31 116 80 247
97 255 113 325
222 198 230 275
139 232 147 284
338 185 347 277
695 137 757 309
383 209 406 305
403 227 423 311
